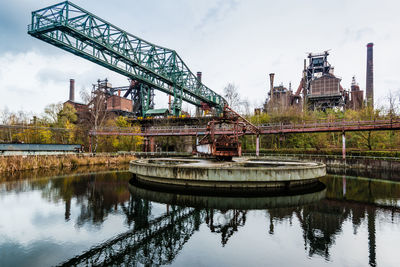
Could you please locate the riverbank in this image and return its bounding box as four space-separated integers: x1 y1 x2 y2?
0 164 131 182
0 153 136 175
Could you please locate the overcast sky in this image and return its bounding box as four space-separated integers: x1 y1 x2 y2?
0 0 399 115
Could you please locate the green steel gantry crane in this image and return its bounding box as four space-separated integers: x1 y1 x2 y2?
28 1 225 116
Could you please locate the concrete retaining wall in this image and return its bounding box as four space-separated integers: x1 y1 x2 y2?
258 155 400 181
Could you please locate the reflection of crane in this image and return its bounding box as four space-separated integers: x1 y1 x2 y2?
58 206 203 266
28 1 226 117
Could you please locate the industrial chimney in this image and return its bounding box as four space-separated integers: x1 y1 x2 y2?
269 73 275 103
196 72 202 116
366 43 374 107
69 79 75 102
197 72 202 84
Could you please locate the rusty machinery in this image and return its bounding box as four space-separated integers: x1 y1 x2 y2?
195 105 260 160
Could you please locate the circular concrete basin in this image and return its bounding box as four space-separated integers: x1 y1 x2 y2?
130 157 326 194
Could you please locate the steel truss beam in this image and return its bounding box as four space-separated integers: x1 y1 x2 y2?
28 1 225 114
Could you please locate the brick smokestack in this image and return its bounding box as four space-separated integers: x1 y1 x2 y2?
195 72 202 116
366 43 374 107
197 72 202 84
269 73 275 103
69 79 75 102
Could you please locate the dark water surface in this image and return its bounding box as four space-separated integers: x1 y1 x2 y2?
0 169 399 267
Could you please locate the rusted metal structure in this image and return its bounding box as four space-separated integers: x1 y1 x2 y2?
90 119 400 137
195 105 260 160
295 51 346 111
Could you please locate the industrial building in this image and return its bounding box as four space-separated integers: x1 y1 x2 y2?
300 51 346 111
264 51 348 112
63 79 89 116
264 73 302 112
64 78 157 119
263 46 372 113
346 76 364 110
64 53 372 118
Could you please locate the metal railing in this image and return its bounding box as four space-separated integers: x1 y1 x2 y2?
242 153 400 161
117 151 191 156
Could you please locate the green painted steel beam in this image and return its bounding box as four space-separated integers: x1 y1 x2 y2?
27 1 225 112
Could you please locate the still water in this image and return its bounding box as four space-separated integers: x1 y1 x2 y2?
0 168 399 267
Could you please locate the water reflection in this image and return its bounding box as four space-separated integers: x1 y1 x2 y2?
205 209 247 247
59 205 201 266
1 171 132 227
0 171 399 267
125 177 400 266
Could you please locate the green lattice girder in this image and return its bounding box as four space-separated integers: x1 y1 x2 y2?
28 1 225 111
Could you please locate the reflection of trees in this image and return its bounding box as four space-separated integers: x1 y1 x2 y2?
321 175 400 209
48 172 133 227
265 174 400 267
321 175 400 266
1 171 133 228
267 201 351 260
267 207 294 235
74 173 132 226
205 209 247 246
295 200 350 260
266 198 383 263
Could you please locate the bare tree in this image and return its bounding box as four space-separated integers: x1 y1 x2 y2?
44 103 63 124
0 108 10 124
81 87 109 152
386 90 400 118
240 98 251 115
223 83 241 110
0 108 33 142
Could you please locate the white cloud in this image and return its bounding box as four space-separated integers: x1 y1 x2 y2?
0 51 128 114
1 0 400 114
